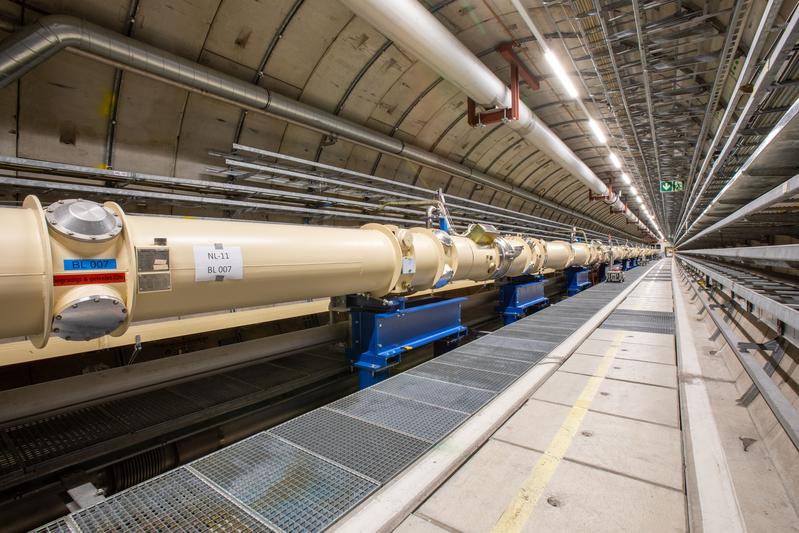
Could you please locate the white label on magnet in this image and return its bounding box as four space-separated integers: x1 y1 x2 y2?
193 245 243 282
401 256 416 274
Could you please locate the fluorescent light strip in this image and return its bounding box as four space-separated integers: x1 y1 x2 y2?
588 119 607 144
545 49 579 99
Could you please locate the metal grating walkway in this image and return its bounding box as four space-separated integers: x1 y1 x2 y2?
1 352 344 490
35 264 656 533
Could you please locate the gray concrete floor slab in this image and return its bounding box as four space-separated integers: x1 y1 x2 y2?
494 399 684 490
560 353 678 389
531 370 680 427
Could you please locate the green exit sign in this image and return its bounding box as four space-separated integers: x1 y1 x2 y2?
660 180 684 192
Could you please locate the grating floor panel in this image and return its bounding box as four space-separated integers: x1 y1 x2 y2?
6 407 129 465
600 309 675 335
455 344 548 364
490 328 569 344
326 389 467 442
270 408 430 483
0 438 20 476
71 467 272 532
191 432 377 532
408 361 517 392
224 362 308 391
168 374 260 408
102 389 201 430
372 373 496 414
435 351 534 376
472 335 559 354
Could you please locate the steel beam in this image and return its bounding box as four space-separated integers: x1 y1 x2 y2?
680 244 799 265
677 256 799 337
680 173 799 247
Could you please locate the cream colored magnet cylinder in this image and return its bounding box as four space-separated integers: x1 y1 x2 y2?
0 197 51 346
543 240 574 270
570 242 591 267
405 229 447 291
503 236 533 277
450 236 496 281
2 195 627 348
128 216 401 321
526 238 547 274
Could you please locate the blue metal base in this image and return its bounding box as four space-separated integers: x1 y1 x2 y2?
565 266 592 296
348 296 466 388
497 275 549 325
622 258 637 271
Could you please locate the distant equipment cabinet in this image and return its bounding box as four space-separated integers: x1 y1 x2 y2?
607 267 625 283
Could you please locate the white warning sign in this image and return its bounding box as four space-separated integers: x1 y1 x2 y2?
193 244 243 282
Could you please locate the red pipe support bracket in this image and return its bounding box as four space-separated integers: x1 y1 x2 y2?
496 42 540 90
467 42 534 127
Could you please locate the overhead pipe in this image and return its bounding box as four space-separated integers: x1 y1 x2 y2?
340 0 651 238
0 196 655 348
0 15 642 240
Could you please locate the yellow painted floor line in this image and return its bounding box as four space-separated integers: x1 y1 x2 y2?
492 330 626 533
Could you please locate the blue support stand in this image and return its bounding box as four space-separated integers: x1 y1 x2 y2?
348 296 466 389
565 266 592 296
622 258 636 270
497 275 549 325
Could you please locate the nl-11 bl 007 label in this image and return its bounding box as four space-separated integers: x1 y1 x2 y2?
193 244 243 282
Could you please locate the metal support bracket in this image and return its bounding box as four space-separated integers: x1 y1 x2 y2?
467 42 537 127
738 341 786 406
565 266 592 296
497 275 549 325
347 296 466 388
737 338 780 353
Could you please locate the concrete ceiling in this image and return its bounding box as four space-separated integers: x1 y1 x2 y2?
0 0 786 239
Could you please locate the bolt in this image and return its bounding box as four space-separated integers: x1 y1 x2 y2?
112 300 118 305
53 328 60 333
55 315 62 320
121 308 127 314
72 304 79 309
546 496 561 507
93 298 100 303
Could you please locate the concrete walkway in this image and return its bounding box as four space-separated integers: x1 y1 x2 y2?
399 262 685 533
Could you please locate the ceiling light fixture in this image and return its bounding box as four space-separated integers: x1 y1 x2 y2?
544 49 579 99
608 152 622 169
620 172 630 184
588 119 607 144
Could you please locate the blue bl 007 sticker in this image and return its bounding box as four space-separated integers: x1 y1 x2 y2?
63 258 118 271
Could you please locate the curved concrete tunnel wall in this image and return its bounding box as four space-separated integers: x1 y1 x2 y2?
0 14 648 241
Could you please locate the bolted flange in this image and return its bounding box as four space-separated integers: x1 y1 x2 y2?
45 199 122 242
52 295 127 341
